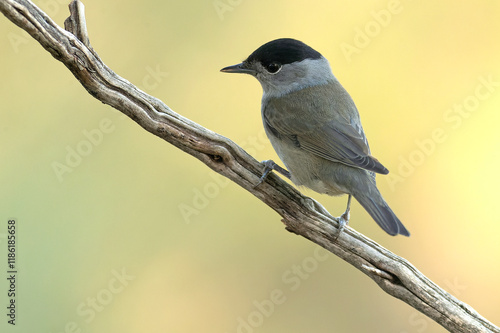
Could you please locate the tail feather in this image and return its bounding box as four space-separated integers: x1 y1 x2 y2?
353 193 410 237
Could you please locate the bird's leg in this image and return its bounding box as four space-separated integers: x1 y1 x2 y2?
255 160 291 187
336 194 352 236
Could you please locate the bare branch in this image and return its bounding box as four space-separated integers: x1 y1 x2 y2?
0 1 498 332
64 0 89 47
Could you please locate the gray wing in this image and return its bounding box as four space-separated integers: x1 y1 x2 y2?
263 82 389 175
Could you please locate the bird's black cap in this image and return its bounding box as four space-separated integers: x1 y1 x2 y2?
245 38 322 68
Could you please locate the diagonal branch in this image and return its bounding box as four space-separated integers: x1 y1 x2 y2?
0 1 498 332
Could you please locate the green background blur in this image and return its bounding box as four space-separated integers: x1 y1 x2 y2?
1 0 500 332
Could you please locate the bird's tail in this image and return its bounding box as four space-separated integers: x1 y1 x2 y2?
353 191 410 236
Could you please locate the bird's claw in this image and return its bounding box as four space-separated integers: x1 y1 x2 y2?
334 195 352 239
255 160 291 187
336 210 350 237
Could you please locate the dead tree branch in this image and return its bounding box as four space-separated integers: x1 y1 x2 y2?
0 1 498 332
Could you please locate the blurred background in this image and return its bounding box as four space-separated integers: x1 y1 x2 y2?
1 0 499 332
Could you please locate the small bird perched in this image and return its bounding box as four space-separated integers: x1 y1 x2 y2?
221 38 409 237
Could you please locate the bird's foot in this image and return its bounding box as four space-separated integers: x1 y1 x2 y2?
301 197 332 219
335 195 352 239
255 160 291 187
336 209 350 236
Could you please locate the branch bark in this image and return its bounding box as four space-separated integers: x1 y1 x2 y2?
0 1 498 332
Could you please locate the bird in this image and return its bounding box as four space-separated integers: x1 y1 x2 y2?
221 38 409 237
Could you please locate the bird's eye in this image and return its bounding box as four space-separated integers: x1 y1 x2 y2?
265 62 282 74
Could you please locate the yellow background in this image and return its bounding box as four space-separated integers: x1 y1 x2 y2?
1 0 499 332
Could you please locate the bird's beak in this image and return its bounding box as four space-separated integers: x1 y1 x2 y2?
220 62 256 75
